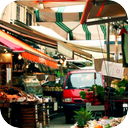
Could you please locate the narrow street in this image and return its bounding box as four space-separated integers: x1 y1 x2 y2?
47 113 74 128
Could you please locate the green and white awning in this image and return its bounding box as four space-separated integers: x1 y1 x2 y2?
34 6 106 40
36 21 105 40
34 5 84 22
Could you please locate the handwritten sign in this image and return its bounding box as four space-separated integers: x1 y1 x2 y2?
94 58 114 72
101 61 124 79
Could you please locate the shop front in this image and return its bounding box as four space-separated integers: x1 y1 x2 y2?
0 26 59 128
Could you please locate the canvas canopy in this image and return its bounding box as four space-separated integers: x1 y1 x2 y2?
16 0 86 9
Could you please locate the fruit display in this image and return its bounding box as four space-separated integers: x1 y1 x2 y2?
0 85 42 103
72 115 126 128
43 85 63 92
110 76 128 96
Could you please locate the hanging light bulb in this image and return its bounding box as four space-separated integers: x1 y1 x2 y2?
18 54 22 60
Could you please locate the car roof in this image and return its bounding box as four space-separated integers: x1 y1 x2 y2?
69 69 97 74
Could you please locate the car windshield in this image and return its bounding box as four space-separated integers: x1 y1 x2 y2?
65 72 103 89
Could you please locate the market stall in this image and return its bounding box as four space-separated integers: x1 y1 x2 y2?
0 85 53 128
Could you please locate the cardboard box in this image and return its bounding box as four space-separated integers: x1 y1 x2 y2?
48 76 56 81
34 73 45 81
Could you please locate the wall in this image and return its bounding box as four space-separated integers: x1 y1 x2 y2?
0 1 37 26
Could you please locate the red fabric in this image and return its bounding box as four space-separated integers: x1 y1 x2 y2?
104 100 112 116
80 0 93 24
21 52 58 68
118 27 128 36
97 0 106 17
0 36 24 52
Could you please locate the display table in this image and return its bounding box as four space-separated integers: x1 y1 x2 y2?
106 96 128 117
43 91 63 110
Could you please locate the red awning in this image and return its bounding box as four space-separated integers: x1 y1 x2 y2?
0 36 24 52
0 30 58 69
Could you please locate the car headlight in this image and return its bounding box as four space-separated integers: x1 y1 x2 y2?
63 98 72 103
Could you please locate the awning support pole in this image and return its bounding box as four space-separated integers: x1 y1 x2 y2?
106 22 110 87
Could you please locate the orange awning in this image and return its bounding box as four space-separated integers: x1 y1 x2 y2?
0 30 58 69
80 0 126 24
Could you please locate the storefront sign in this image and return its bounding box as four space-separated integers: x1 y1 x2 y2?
101 61 124 79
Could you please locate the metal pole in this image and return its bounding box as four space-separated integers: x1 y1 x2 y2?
106 22 110 87
115 35 118 63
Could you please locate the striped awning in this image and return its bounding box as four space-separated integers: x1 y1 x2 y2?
34 5 85 22
37 21 105 40
33 5 106 40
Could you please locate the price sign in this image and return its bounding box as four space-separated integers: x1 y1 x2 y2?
101 61 124 79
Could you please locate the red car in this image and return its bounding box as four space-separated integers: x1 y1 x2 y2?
63 69 105 123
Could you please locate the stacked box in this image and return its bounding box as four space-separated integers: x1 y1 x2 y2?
20 104 39 128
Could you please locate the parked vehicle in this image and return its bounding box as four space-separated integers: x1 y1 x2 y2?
62 69 105 123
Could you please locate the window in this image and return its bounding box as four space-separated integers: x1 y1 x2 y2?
26 10 32 26
65 72 103 89
16 5 20 20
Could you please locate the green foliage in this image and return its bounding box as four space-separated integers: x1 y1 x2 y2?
88 84 105 99
114 87 125 96
117 79 128 87
79 91 86 100
105 123 111 128
73 107 92 127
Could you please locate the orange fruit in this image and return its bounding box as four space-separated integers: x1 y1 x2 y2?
94 125 103 128
120 126 128 128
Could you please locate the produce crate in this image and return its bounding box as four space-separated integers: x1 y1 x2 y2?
20 103 39 128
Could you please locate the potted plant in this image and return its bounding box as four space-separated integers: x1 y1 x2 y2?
73 107 92 128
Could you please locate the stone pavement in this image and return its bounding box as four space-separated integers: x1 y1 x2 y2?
46 113 74 128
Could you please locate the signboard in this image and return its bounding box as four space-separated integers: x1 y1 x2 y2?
101 61 124 79
94 58 103 72
94 57 114 72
